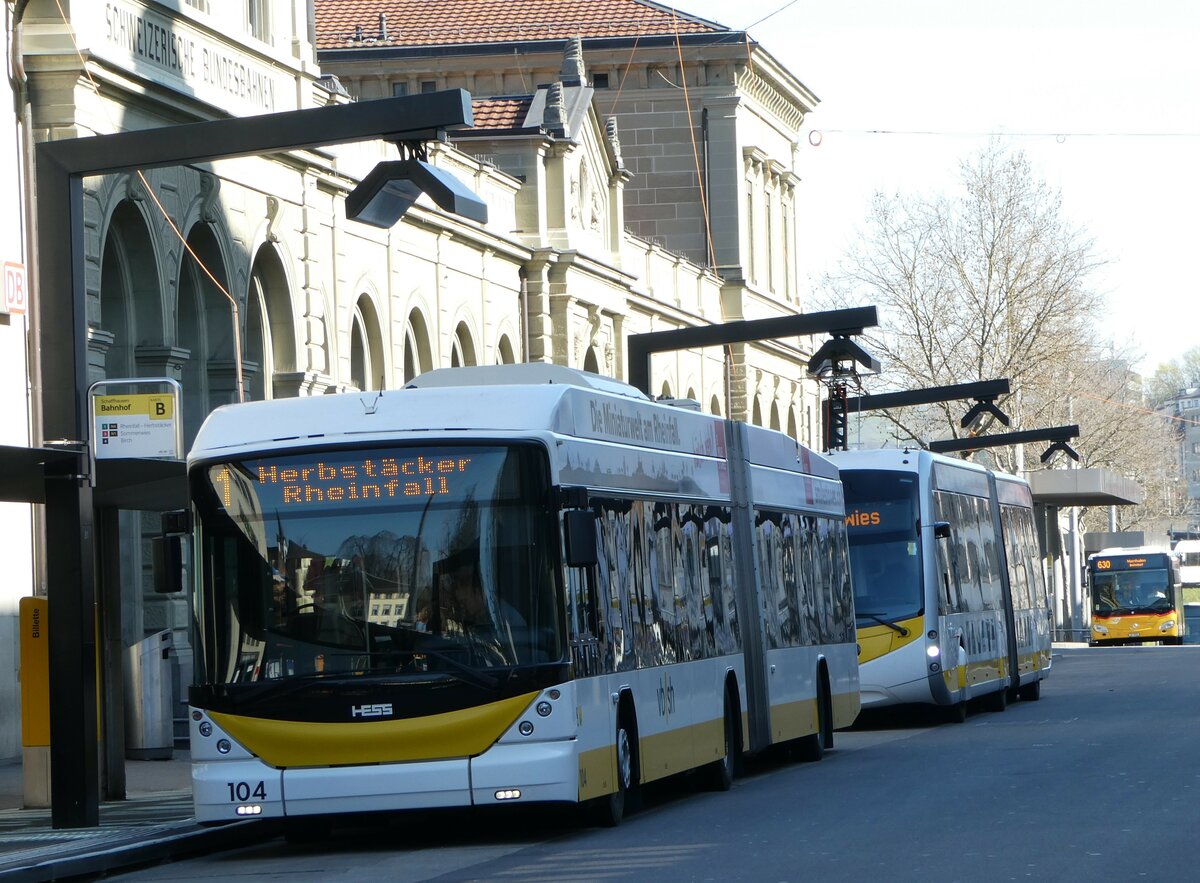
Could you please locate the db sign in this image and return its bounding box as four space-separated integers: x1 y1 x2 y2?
3 262 26 315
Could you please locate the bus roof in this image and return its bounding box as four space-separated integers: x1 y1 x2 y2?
189 364 838 481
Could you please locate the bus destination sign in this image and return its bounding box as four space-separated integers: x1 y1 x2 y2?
212 454 474 508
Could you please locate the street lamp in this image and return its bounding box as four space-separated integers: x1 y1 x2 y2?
346 142 488 228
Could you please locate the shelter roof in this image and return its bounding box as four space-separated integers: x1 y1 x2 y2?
1028 467 1143 508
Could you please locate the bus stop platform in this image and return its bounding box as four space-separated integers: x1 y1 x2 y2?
0 753 270 882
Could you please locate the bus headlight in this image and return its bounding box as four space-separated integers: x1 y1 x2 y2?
1159 620 1176 632
926 645 940 658
1092 624 1109 635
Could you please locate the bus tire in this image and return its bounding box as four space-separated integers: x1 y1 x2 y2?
589 721 634 827
700 693 737 792
794 678 830 763
944 699 968 724
1018 678 1042 701
986 682 1008 712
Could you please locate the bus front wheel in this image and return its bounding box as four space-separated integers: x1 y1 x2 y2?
589 722 634 827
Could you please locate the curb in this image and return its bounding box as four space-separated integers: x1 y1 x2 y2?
0 818 276 883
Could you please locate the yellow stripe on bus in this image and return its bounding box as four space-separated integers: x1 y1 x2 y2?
210 691 539 768
856 614 925 665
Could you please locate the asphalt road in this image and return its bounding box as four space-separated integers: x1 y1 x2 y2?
106 647 1200 882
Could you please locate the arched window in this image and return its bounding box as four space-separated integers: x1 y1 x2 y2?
787 407 798 441
177 222 231 442
769 401 781 431
450 321 476 368
350 295 385 390
710 395 722 417
245 244 295 402
752 399 763 426
403 309 432 383
99 200 160 380
496 335 516 365
583 347 600 374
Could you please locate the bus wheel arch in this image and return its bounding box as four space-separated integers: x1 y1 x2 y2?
1018 676 1042 701
817 660 834 750
589 690 640 827
700 673 741 791
795 661 832 761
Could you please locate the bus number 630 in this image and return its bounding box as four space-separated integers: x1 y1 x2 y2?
227 781 267 802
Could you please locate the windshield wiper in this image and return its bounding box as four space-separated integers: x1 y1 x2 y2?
857 611 910 636
400 647 501 691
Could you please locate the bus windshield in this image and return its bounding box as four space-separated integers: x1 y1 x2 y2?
842 469 923 626
1090 568 1173 616
191 443 563 685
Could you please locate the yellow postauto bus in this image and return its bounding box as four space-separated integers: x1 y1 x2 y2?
1087 548 1184 646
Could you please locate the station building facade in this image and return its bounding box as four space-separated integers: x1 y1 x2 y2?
1 1 35 762
1 0 826 767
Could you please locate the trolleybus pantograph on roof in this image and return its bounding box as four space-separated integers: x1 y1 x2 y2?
181 364 860 828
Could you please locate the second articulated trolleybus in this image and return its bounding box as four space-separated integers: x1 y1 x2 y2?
1087 547 1185 645
829 448 1052 719
183 364 859 828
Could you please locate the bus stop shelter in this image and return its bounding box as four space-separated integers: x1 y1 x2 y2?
1029 467 1143 641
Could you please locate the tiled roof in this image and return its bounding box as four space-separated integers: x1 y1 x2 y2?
314 0 725 51
468 97 533 130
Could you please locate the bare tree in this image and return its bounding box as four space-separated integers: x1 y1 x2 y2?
819 142 1187 529
822 142 1108 466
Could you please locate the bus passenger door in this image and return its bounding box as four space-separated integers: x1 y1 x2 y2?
563 507 619 799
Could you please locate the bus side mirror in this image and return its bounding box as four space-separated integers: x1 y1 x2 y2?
153 535 184 594
563 510 598 568
933 521 951 540
154 509 190 594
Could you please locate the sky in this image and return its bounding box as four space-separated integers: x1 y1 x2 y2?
678 0 1200 376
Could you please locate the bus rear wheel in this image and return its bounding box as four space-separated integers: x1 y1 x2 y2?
944 699 968 724
794 680 830 762
1018 678 1042 701
700 696 737 792
986 682 1008 712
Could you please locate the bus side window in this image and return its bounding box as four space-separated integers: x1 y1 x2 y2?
933 492 961 615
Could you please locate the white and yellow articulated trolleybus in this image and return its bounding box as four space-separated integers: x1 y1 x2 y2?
182 364 859 829
828 448 1051 721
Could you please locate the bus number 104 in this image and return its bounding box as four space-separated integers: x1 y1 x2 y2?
227 780 267 802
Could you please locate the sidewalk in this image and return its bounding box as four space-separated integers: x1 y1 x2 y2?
0 752 273 882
